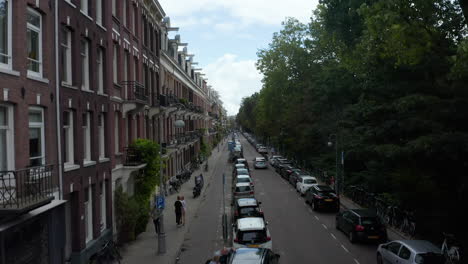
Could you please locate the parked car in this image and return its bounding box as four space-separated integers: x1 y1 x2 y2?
377 240 444 264
232 198 264 222
225 248 280 264
233 183 254 200
236 158 249 169
258 147 268 154
234 168 250 178
233 163 247 173
305 185 340 212
254 157 267 169
274 159 293 173
296 176 318 195
234 175 254 188
335 209 388 243
233 217 272 249
269 155 283 166
281 166 301 181
288 169 307 185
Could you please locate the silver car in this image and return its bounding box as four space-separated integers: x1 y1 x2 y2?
377 240 444 264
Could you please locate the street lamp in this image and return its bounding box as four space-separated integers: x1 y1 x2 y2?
327 134 339 195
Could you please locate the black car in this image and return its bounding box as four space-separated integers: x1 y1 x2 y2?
232 198 264 222
274 160 293 173
335 209 388 243
305 185 340 212
226 248 280 264
288 170 306 185
278 165 294 179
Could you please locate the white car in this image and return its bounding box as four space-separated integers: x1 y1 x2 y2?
269 156 283 166
254 157 267 169
234 175 254 188
296 176 318 195
233 217 272 249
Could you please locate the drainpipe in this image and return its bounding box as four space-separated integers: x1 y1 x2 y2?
54 0 64 199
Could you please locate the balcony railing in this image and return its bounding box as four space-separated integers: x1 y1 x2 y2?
122 81 148 103
124 147 145 166
0 164 55 214
159 94 179 107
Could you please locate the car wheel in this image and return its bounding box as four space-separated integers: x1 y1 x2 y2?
349 231 356 243
377 253 383 264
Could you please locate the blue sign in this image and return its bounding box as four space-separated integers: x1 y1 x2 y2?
155 195 165 210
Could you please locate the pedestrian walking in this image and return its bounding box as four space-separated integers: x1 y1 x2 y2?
174 196 183 226
181 196 186 226
151 206 161 234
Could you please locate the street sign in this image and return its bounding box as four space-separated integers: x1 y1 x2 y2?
155 195 165 210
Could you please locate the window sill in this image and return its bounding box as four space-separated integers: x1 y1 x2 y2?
64 164 80 172
27 75 49 84
99 157 110 163
80 10 93 21
114 152 123 156
64 0 76 8
82 88 95 94
0 67 20 77
62 82 78 89
97 92 109 97
97 23 107 31
83 160 97 167
110 96 123 103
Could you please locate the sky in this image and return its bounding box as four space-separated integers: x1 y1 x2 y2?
158 0 320 115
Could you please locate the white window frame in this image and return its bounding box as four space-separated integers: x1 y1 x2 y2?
98 114 105 159
80 0 89 15
61 28 72 85
83 112 91 162
63 111 75 165
28 107 45 166
84 187 93 243
111 0 116 16
0 0 12 69
100 181 106 231
81 39 90 90
131 5 136 33
123 50 129 98
96 0 102 25
122 0 127 26
114 113 119 154
113 44 118 84
0 104 14 171
97 48 104 94
26 8 43 78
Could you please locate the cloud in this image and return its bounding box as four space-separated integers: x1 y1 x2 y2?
203 54 263 115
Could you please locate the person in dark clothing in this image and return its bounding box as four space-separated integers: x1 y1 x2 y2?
151 206 161 234
174 196 183 226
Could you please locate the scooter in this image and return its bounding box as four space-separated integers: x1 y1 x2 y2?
193 184 201 198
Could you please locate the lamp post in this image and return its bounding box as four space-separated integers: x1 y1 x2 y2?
327 134 339 195
157 104 186 255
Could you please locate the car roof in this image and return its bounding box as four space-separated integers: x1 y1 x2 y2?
237 158 246 162
236 183 251 187
271 155 282 159
237 217 265 231
231 248 267 263
255 157 265 161
396 240 441 254
236 175 251 179
350 208 377 217
314 185 334 191
301 176 317 180
237 198 258 207
237 168 249 172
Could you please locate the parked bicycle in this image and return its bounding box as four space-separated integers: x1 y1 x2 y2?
442 232 461 264
399 210 416 237
88 239 122 264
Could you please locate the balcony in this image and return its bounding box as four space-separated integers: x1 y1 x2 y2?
121 81 148 115
124 147 145 167
0 165 55 215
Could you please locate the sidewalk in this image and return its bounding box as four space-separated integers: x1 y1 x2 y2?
121 140 227 264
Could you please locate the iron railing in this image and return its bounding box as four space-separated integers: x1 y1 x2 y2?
0 164 54 212
122 81 148 103
124 147 144 166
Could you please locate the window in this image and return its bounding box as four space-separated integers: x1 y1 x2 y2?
133 56 137 81
123 50 129 81
61 28 72 84
96 0 102 25
131 5 136 33
0 0 12 68
0 104 13 171
100 181 106 231
399 246 411 260
63 111 74 165
122 0 127 26
113 44 118 84
27 8 42 77
98 114 105 159
80 0 90 16
84 187 93 243
97 48 104 94
29 107 45 167
81 40 90 90
114 113 119 153
388 242 402 255
111 0 116 16
82 112 91 161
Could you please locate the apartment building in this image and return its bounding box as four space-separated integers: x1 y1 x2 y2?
0 1 66 264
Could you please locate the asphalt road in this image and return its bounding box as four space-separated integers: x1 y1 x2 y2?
177 136 380 264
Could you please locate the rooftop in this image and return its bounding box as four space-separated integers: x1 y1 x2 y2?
237 217 265 231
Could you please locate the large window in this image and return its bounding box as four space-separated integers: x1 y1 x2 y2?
122 0 127 26
61 28 72 84
27 8 42 77
114 113 119 154
84 187 93 243
113 44 118 84
111 0 116 17
96 0 102 25
81 40 90 90
131 5 136 33
100 181 106 231
0 0 11 68
63 111 74 165
80 0 90 16
0 104 13 171
97 48 104 94
98 114 105 159
82 112 91 162
29 107 45 167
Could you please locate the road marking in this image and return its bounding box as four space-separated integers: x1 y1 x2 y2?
322 224 328 230
290 188 294 192
315 216 320 220
297 197 301 200
354 259 360 264
341 245 349 253
308 208 313 213
331 233 337 240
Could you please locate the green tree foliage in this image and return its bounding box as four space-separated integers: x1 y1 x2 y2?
238 0 468 243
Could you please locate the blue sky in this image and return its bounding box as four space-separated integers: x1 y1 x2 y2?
158 0 319 115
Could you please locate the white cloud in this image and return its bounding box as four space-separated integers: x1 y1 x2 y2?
204 54 263 115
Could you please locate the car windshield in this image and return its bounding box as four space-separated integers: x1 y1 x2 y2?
318 190 335 196
415 253 445 264
239 207 260 216
237 170 249 175
360 217 380 225
239 230 267 244
237 178 251 183
236 186 252 192
304 179 317 184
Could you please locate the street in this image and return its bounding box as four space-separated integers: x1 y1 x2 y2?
176 135 380 264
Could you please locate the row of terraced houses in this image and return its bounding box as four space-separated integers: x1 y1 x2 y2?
0 0 226 263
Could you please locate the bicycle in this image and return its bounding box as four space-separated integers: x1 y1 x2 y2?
398 211 416 237
89 239 122 264
442 232 461 264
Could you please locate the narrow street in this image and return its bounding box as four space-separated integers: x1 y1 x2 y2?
176 135 380 264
